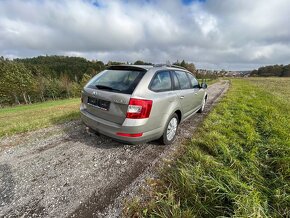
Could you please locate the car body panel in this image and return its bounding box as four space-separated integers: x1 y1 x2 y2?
82 87 130 125
193 87 206 110
175 88 196 119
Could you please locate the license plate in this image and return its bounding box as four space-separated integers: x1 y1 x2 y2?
88 97 110 111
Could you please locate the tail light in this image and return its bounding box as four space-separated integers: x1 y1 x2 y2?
126 98 153 119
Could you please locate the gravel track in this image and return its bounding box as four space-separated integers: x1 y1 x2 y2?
0 81 229 218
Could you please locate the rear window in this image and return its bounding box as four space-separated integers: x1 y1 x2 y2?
172 72 180 90
174 71 191 89
86 70 145 94
150 71 172 92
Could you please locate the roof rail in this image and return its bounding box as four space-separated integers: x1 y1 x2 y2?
153 64 188 70
153 63 167 67
170 65 187 70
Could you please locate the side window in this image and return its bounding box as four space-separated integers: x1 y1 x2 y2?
150 71 172 92
175 71 191 89
187 73 199 88
172 72 180 90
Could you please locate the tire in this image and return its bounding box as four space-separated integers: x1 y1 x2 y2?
160 113 179 145
198 97 206 113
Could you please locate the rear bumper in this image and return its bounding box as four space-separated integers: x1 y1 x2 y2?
80 108 163 144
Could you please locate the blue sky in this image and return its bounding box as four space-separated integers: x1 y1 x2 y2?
182 0 206 5
0 0 290 70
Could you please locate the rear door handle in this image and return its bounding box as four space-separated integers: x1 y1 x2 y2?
180 96 184 99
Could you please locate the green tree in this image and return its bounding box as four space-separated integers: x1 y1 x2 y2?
80 74 93 88
134 60 153 65
173 60 196 74
251 64 287 77
34 75 49 102
180 60 186 68
282 65 290 77
46 78 61 100
70 82 82 98
0 61 34 105
59 73 72 98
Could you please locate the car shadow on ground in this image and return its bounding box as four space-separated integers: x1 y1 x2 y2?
55 117 163 151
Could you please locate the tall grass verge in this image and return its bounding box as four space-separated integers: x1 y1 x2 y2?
125 79 290 217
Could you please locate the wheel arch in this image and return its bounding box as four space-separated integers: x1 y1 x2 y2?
174 109 182 124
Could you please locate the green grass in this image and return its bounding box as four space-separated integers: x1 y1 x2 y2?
0 98 80 137
125 78 290 217
198 78 219 85
246 77 290 102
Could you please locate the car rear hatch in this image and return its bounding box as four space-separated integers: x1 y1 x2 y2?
82 66 147 125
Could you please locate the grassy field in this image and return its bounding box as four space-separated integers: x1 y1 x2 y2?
125 78 290 217
198 78 219 85
246 77 290 102
0 98 80 137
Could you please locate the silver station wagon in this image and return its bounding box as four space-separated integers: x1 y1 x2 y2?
80 65 207 144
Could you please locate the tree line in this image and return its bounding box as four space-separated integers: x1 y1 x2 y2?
0 56 106 106
0 56 210 107
250 64 290 77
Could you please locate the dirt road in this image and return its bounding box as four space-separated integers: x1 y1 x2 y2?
0 81 229 218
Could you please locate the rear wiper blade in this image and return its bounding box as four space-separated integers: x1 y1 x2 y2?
95 85 121 92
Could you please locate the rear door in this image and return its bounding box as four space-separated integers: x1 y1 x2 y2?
149 70 177 125
82 68 145 125
173 70 196 118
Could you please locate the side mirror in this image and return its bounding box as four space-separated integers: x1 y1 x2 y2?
200 83 207 89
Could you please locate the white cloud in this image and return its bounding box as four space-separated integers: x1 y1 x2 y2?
0 0 290 70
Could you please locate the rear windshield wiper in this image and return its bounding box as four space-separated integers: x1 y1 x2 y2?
95 85 122 92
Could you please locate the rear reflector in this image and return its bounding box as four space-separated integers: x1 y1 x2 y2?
126 98 153 119
116 132 143 137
